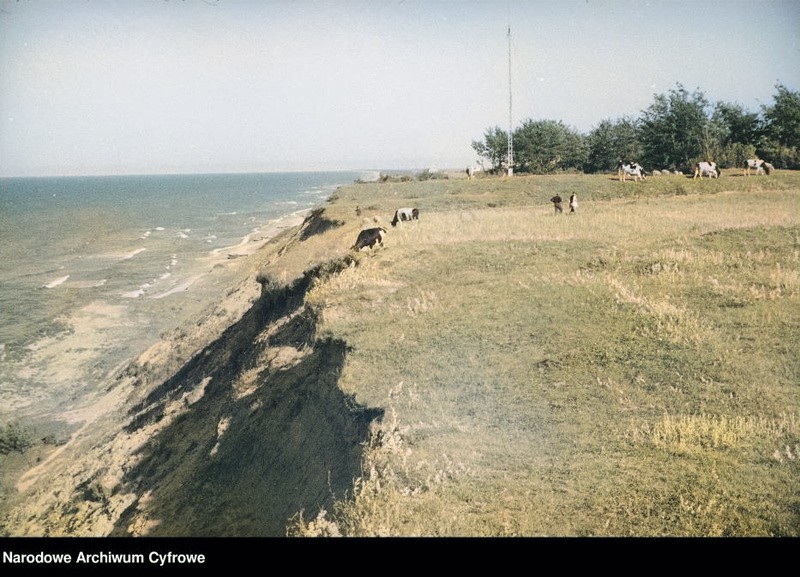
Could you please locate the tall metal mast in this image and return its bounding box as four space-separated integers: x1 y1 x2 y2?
507 24 514 177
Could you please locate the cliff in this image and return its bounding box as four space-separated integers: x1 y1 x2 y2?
1 207 382 537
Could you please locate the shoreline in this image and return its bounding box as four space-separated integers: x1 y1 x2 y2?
0 203 317 422
0 195 346 534
0 194 368 535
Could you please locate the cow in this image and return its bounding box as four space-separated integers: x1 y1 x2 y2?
743 158 773 176
391 207 419 227
693 161 720 179
618 161 647 182
352 227 387 251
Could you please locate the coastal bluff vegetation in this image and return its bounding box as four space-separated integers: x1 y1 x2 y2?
1 169 798 536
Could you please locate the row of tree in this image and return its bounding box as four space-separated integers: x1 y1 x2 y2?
472 83 800 175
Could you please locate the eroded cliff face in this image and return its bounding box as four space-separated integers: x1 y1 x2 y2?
2 211 382 537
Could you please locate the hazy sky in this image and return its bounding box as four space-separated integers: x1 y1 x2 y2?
1 0 798 176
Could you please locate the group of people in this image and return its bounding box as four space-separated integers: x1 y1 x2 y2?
550 193 578 214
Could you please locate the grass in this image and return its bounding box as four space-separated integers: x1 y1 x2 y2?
285 169 800 536
4 169 796 537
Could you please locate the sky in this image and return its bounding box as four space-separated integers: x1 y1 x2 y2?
1 0 798 177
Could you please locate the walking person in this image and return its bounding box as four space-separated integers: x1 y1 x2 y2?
569 192 578 214
550 194 563 214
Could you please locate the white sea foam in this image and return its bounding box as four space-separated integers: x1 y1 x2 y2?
121 289 144 298
121 248 147 260
177 232 189 239
44 275 70 288
155 226 165 231
140 231 151 239
151 277 199 299
63 279 109 289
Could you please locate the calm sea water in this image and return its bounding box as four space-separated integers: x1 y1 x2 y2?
0 171 371 421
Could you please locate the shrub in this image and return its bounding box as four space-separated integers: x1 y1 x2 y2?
416 169 448 181
0 422 34 454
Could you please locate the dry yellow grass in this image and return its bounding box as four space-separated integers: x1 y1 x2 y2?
293 171 800 536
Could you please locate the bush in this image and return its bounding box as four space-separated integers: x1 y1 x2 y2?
0 422 34 454
716 143 757 169
416 169 448 181
758 141 800 170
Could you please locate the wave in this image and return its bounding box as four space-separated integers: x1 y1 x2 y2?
121 248 147 260
43 275 70 289
60 279 108 289
150 276 200 299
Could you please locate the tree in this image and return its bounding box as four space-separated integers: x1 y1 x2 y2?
471 126 510 173
713 102 763 147
585 117 642 173
761 84 800 168
707 102 762 168
639 84 714 172
472 83 798 174
513 119 586 174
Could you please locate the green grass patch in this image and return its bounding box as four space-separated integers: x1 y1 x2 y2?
292 171 800 536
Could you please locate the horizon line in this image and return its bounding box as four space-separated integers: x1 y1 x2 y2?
0 167 449 180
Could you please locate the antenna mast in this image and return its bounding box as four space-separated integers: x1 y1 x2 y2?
507 24 513 177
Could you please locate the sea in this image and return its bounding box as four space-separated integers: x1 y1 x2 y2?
0 171 373 426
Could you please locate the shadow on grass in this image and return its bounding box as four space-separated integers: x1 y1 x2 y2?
299 207 344 241
112 262 382 536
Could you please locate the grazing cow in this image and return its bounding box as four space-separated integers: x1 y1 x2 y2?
744 158 773 176
693 161 720 179
618 161 647 182
391 207 419 226
352 227 387 251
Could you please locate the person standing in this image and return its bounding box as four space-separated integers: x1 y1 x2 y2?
569 193 578 214
550 194 563 214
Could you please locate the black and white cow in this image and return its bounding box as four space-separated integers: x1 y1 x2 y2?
743 158 773 176
693 161 720 179
352 227 387 251
618 161 646 182
391 207 419 226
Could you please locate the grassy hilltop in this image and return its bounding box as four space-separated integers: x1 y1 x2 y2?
2 169 797 538
280 169 800 536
